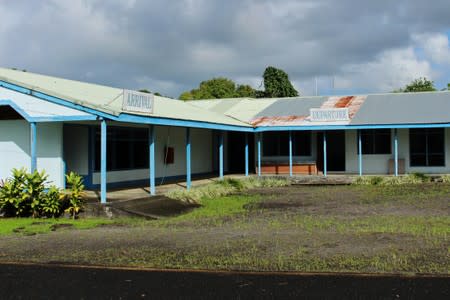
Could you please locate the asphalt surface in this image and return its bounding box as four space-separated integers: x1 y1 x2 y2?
0 263 448 299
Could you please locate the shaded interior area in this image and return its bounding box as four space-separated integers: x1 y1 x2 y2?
0 105 24 120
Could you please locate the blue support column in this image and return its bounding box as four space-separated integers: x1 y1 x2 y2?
149 125 156 195
100 120 107 204
186 128 191 190
244 133 249 176
30 122 37 173
394 128 399 176
358 130 363 176
289 131 293 177
323 132 327 177
257 133 261 176
219 131 224 179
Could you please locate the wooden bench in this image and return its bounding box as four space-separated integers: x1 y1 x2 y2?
256 162 318 175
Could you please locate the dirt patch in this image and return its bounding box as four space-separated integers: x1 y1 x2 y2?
50 224 74 231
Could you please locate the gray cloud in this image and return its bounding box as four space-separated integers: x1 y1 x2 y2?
0 0 449 97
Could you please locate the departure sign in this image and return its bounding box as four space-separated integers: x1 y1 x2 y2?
310 108 349 122
122 90 154 113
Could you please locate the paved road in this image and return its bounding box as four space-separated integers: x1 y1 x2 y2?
0 263 448 299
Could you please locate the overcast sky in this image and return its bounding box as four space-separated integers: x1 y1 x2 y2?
1 0 450 98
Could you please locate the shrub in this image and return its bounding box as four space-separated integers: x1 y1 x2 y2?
441 175 450 183
23 170 49 217
404 172 430 184
65 172 85 219
353 176 383 185
0 169 65 218
40 186 63 218
0 168 27 217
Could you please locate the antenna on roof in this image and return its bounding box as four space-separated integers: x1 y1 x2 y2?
315 77 318 96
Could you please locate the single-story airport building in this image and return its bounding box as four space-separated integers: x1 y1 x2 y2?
1 68 450 203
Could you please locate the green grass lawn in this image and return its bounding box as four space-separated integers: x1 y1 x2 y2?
0 183 449 274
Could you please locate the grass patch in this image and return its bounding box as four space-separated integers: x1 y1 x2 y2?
0 217 134 236
157 194 260 225
165 177 289 204
353 173 433 185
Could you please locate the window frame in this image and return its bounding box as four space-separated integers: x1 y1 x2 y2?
409 128 445 167
93 126 149 172
262 131 312 157
357 129 391 155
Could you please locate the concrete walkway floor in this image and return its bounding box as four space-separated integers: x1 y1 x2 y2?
84 174 248 203
84 174 363 203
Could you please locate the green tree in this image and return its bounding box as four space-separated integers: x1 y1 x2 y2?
261 66 299 98
236 84 256 97
179 77 256 100
400 77 437 93
139 89 161 96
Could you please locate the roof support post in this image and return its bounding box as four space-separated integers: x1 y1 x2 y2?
289 131 293 177
30 122 37 173
245 133 249 177
358 130 363 176
100 119 107 204
394 128 398 177
186 127 191 190
219 131 224 179
323 131 327 177
257 133 261 176
149 125 156 195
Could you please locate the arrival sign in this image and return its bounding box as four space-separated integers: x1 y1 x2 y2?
122 90 154 114
310 108 349 122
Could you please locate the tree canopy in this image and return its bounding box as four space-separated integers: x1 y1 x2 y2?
139 89 161 96
179 77 256 100
395 77 437 93
178 66 299 100
261 66 299 98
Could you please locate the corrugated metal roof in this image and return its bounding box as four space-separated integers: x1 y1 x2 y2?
350 92 450 125
0 86 95 121
0 68 250 127
2 68 450 128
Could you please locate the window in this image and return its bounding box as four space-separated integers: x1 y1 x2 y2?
262 131 311 156
357 129 391 154
94 126 149 171
410 128 445 167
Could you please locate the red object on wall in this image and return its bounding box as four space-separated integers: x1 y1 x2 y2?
164 147 174 164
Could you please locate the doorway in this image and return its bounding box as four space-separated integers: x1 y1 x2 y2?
227 132 255 174
316 131 346 173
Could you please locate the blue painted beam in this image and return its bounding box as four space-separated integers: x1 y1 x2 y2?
219 131 224 179
186 128 191 190
323 132 327 177
100 120 107 204
394 129 399 176
358 130 363 176
257 133 261 176
254 123 450 132
289 131 293 177
149 125 156 195
244 133 249 176
30 122 37 172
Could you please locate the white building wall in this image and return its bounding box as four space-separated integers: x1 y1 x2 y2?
63 125 89 176
0 120 64 187
345 130 392 174
92 126 213 185
36 123 64 187
345 128 450 174
0 120 31 181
